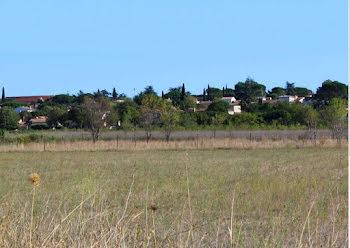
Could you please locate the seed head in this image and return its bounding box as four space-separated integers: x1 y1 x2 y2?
29 173 40 185
150 205 158 211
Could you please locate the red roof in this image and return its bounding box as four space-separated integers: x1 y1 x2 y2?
2 95 54 103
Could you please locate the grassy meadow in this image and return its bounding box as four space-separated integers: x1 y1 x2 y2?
0 146 347 247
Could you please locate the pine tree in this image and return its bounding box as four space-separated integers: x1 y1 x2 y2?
181 83 185 101
1 87 4 102
112 88 117 99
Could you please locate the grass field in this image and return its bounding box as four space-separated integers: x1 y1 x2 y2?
0 147 347 247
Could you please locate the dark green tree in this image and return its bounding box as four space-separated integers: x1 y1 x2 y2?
100 89 111 97
164 87 181 106
49 94 74 105
112 88 117 99
207 100 230 112
206 87 223 101
69 105 89 128
133 86 157 105
114 99 139 129
1 87 4 102
224 87 235 97
315 80 348 102
268 87 286 99
0 101 29 108
181 83 185 101
234 78 266 105
0 107 20 130
207 84 210 99
46 106 69 128
285 82 296 95
294 87 311 97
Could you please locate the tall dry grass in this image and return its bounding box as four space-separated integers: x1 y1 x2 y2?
0 137 346 152
0 148 347 247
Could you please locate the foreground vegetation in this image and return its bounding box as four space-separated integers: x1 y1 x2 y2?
0 147 347 247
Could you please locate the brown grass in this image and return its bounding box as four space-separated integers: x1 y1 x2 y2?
0 137 346 152
0 146 347 247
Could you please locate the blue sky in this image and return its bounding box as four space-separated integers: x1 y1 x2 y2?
0 0 347 97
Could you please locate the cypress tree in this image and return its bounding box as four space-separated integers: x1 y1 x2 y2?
1 87 4 102
203 88 206 101
207 84 210 100
112 87 117 99
181 83 185 101
161 91 164 99
222 87 225 97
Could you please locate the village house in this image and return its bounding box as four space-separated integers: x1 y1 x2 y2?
294 97 305 103
278 95 298 102
227 102 242 115
28 116 49 129
221 96 236 103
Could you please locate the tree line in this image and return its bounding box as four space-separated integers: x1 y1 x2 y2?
0 79 347 143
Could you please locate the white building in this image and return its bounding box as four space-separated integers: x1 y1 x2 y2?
221 96 236 103
227 103 241 115
278 95 298 102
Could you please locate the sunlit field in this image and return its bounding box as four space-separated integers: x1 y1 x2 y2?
0 146 347 247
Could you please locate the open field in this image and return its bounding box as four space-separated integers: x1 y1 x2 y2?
0 146 347 247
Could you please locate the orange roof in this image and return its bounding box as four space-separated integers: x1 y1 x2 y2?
3 95 54 103
30 116 48 123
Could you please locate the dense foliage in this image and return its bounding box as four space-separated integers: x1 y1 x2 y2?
0 79 347 131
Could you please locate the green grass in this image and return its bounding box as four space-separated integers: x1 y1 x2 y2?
0 147 347 247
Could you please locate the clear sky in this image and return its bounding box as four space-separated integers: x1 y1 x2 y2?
0 0 347 97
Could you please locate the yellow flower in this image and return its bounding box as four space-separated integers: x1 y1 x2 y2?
29 173 40 185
